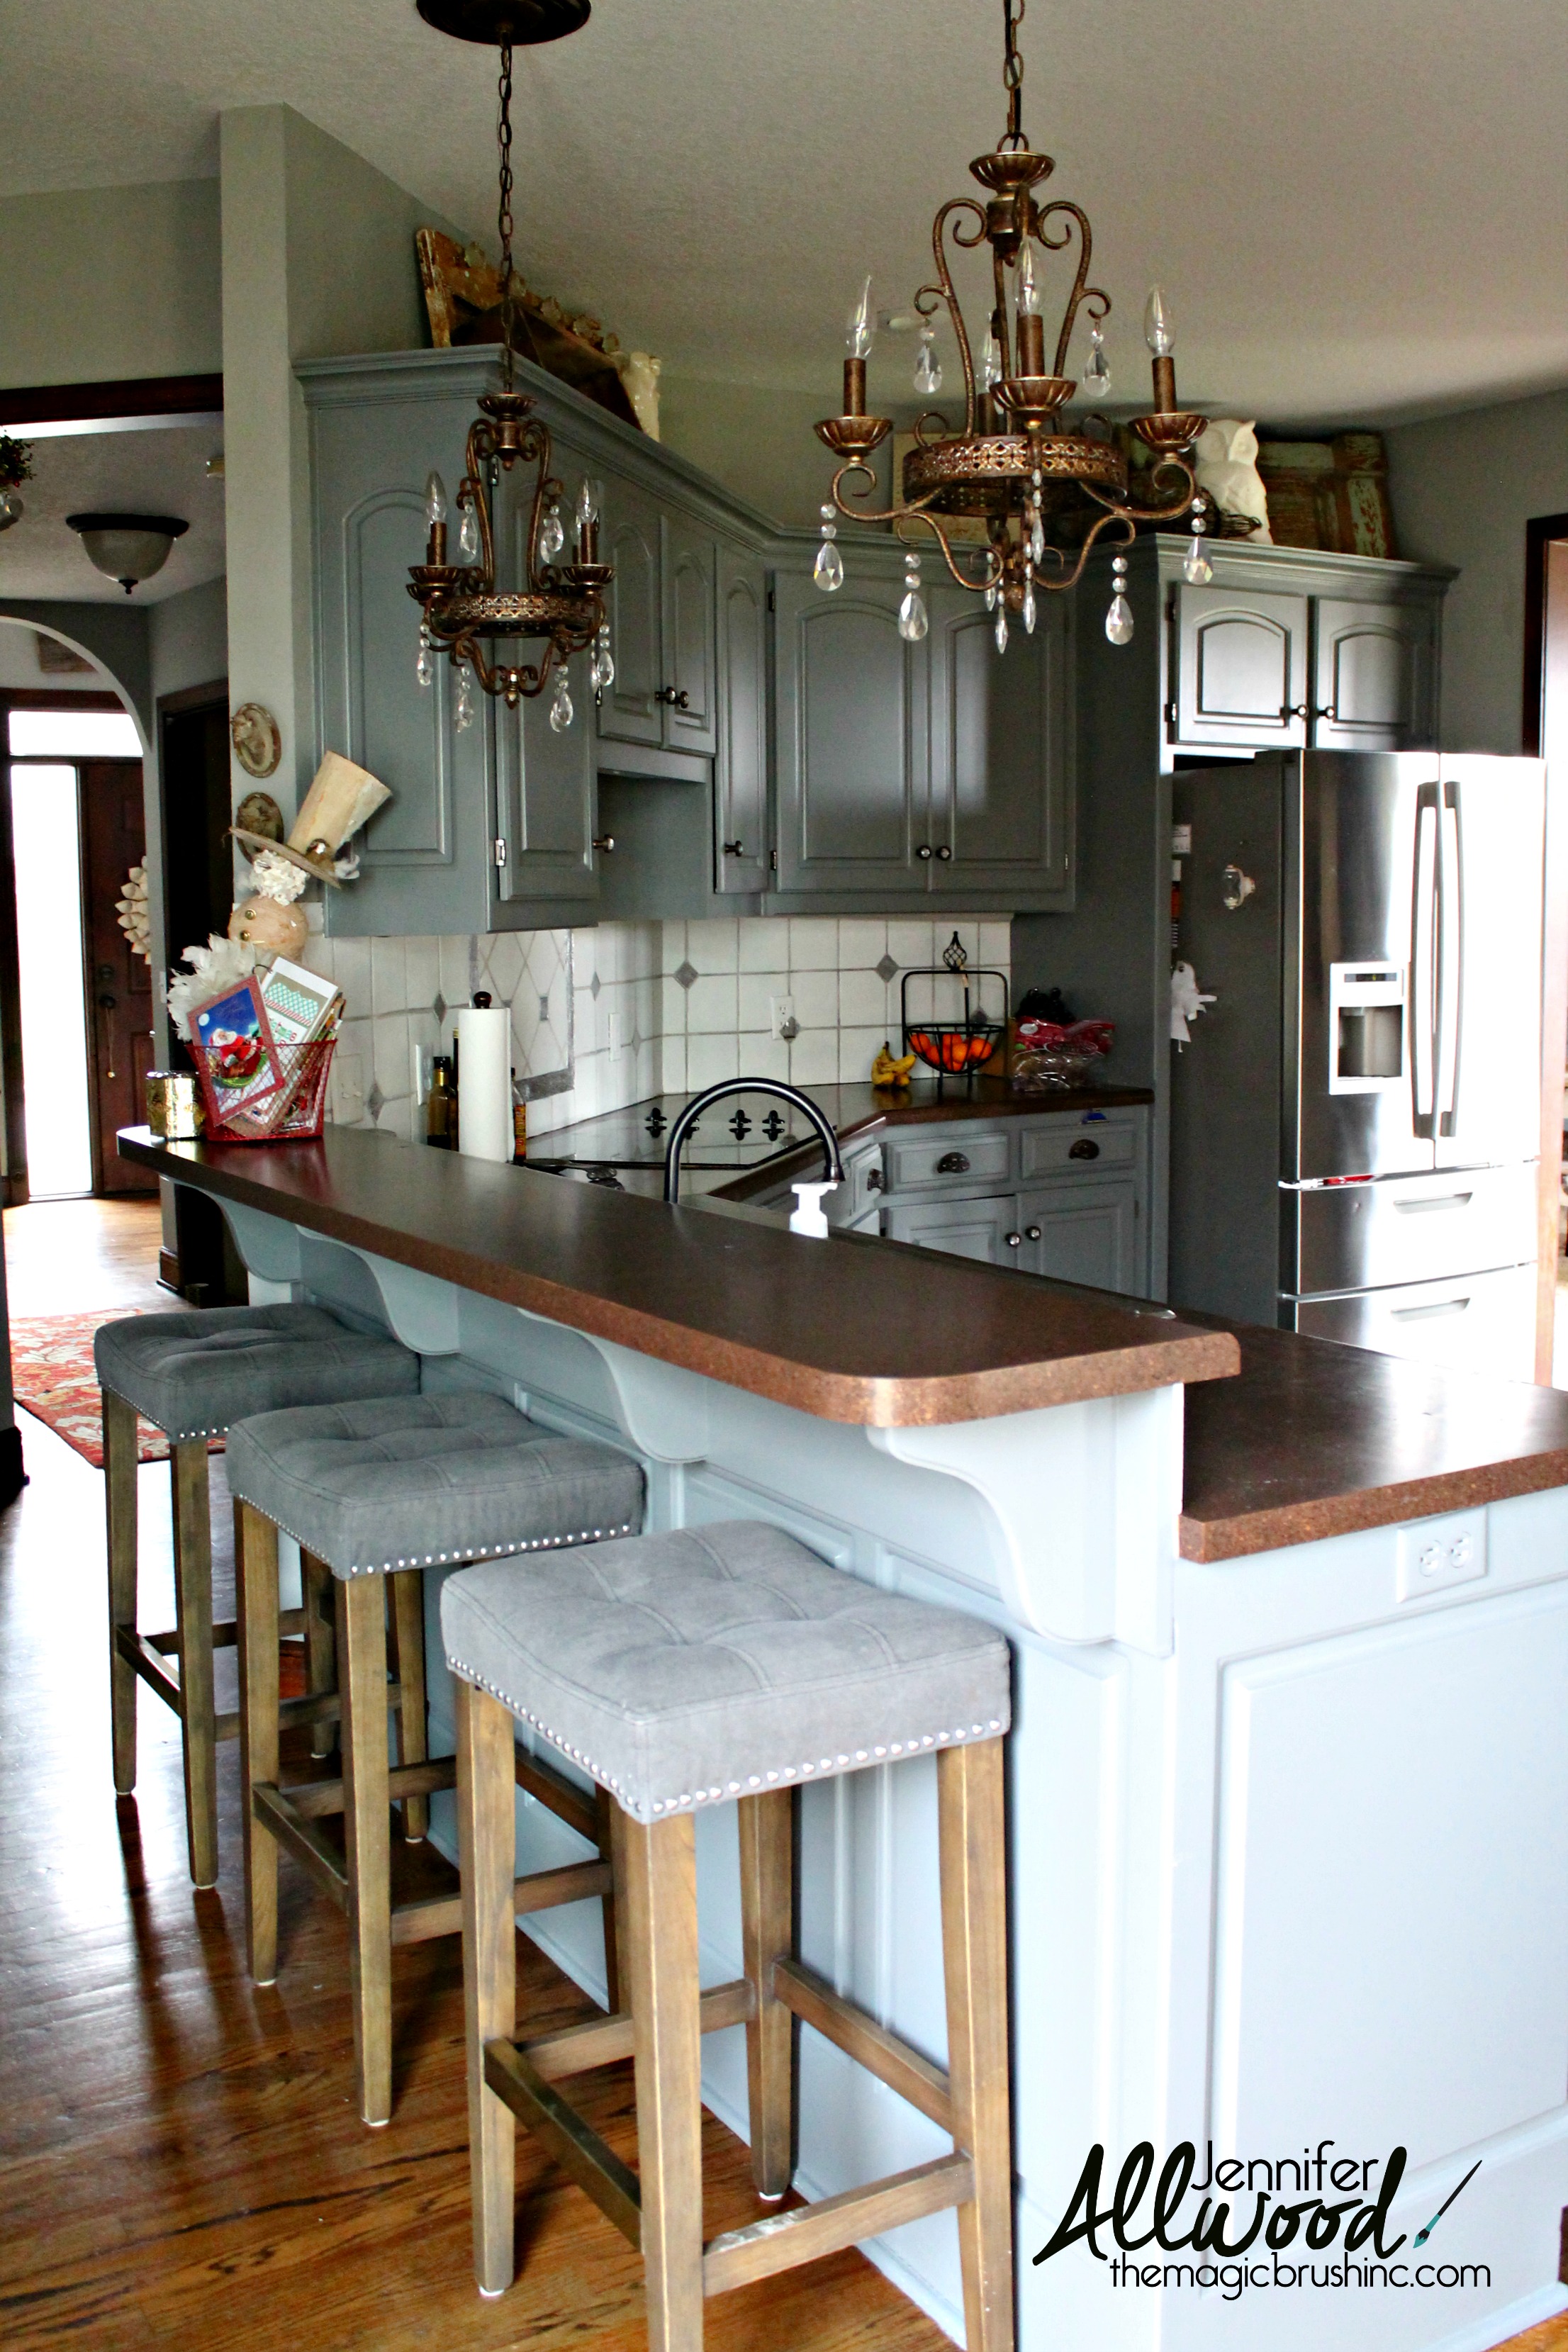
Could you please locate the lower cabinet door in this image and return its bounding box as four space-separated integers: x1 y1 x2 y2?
1019 1179 1137 1292
883 1192 1018 1265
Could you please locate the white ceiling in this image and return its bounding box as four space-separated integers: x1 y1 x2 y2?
0 425 225 604
1 0 1566 426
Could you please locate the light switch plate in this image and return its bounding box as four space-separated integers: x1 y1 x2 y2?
1395 1508 1487 1603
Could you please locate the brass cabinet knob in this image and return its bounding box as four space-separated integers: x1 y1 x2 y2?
593 834 616 853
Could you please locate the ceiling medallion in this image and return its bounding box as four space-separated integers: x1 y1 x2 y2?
811 0 1211 649
409 4 613 732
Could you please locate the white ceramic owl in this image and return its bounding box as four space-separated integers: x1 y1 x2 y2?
1194 418 1272 542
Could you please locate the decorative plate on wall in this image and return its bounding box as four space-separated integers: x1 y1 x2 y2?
230 702 282 779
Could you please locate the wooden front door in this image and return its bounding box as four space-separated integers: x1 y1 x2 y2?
79 758 156 1194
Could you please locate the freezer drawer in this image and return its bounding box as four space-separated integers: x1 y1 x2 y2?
1285 1163 1539 1294
1289 1263 1537 1380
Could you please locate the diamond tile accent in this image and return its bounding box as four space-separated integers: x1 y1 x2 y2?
432 991 447 1024
875 954 899 984
589 972 601 998
673 960 698 991
366 1080 385 1120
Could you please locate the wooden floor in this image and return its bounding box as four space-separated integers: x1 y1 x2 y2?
0 1197 1561 2352
0 1199 952 2351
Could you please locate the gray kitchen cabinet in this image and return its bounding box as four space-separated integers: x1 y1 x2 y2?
493 660 598 910
771 566 926 899
1170 583 1311 753
1310 595 1437 750
713 544 769 894
883 1190 1019 1265
928 587 1074 905
1019 1177 1137 1290
596 478 717 760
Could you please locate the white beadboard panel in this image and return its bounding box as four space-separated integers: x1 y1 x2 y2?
838 917 887 970
737 970 788 1033
788 915 840 970
685 973 739 1035
685 917 739 975
838 1026 887 1084
791 968 839 1029
687 1030 741 1090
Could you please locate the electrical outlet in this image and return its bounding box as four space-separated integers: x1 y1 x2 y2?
1396 1508 1487 1603
771 994 797 1042
607 1012 622 1065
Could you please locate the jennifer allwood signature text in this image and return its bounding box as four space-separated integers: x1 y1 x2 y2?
1034 2140 1412 2267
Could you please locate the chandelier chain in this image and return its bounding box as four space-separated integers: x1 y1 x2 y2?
497 42 515 386
1001 0 1025 147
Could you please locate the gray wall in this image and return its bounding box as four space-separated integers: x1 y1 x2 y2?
1386 386 1568 754
0 181 222 389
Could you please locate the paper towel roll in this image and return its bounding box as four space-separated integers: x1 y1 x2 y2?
455 1005 513 1163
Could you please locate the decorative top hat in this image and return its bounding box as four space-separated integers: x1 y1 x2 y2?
230 751 391 887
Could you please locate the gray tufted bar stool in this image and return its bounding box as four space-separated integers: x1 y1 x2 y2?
443 1519 1014 2352
225 1389 646 2127
94 1304 421 1888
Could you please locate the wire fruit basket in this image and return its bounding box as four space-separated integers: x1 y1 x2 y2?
900 943 1010 1097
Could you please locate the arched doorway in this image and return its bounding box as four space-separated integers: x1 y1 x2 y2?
0 617 155 1202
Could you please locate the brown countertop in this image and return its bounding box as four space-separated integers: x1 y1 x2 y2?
1178 1315 1568 1561
121 1125 1235 1430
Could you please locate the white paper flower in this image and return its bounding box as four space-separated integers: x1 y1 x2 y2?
251 847 308 904
165 934 257 1041
116 861 151 963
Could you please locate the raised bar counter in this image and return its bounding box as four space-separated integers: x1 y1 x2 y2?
118 1125 1233 1427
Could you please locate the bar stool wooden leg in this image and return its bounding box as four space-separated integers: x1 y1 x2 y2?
622 1809 705 2352
103 1391 139 1795
171 1439 218 1889
938 1739 1014 2352
236 1501 281 1983
738 1787 795 2199
596 1785 624 2016
388 1569 430 1842
339 1572 393 2126
303 1550 337 1761
457 1679 518 2297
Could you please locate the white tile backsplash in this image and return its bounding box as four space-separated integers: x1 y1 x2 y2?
313 912 1009 1138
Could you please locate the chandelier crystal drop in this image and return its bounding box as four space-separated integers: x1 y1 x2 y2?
407 11 611 721
811 0 1204 652
1182 493 1214 585
1105 550 1134 645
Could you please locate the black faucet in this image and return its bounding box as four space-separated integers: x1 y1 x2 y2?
662 1079 844 1206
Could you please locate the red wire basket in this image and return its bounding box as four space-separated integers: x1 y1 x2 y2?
193 1036 337 1144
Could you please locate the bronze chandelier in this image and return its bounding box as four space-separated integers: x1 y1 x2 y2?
408 1 613 732
812 0 1211 649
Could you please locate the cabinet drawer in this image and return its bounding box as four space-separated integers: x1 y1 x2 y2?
883 1129 1012 1192
1019 1117 1136 1178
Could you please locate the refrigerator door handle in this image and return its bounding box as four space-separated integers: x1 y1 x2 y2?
1411 785 1440 1138
1436 780 1463 1137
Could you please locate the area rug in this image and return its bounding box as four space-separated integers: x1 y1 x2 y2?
10 1310 224 1469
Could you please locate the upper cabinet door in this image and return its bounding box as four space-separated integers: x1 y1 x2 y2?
491 655 598 915
1311 598 1438 751
313 398 493 936
929 589 1073 902
597 474 663 747
661 517 717 756
772 573 926 897
713 547 769 895
1172 583 1311 750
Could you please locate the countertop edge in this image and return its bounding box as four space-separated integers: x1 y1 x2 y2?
123 1129 1232 1427
1179 1444 1568 1562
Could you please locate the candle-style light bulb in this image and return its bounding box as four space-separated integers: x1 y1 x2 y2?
845 274 875 359
1144 286 1177 412
425 471 448 526
1014 242 1045 375
576 478 602 563
980 329 1002 391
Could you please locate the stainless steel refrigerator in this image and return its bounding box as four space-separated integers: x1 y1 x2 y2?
1169 751 1545 1377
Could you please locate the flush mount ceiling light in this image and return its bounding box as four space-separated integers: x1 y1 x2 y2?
812 0 1210 651
66 512 189 593
408 0 613 735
